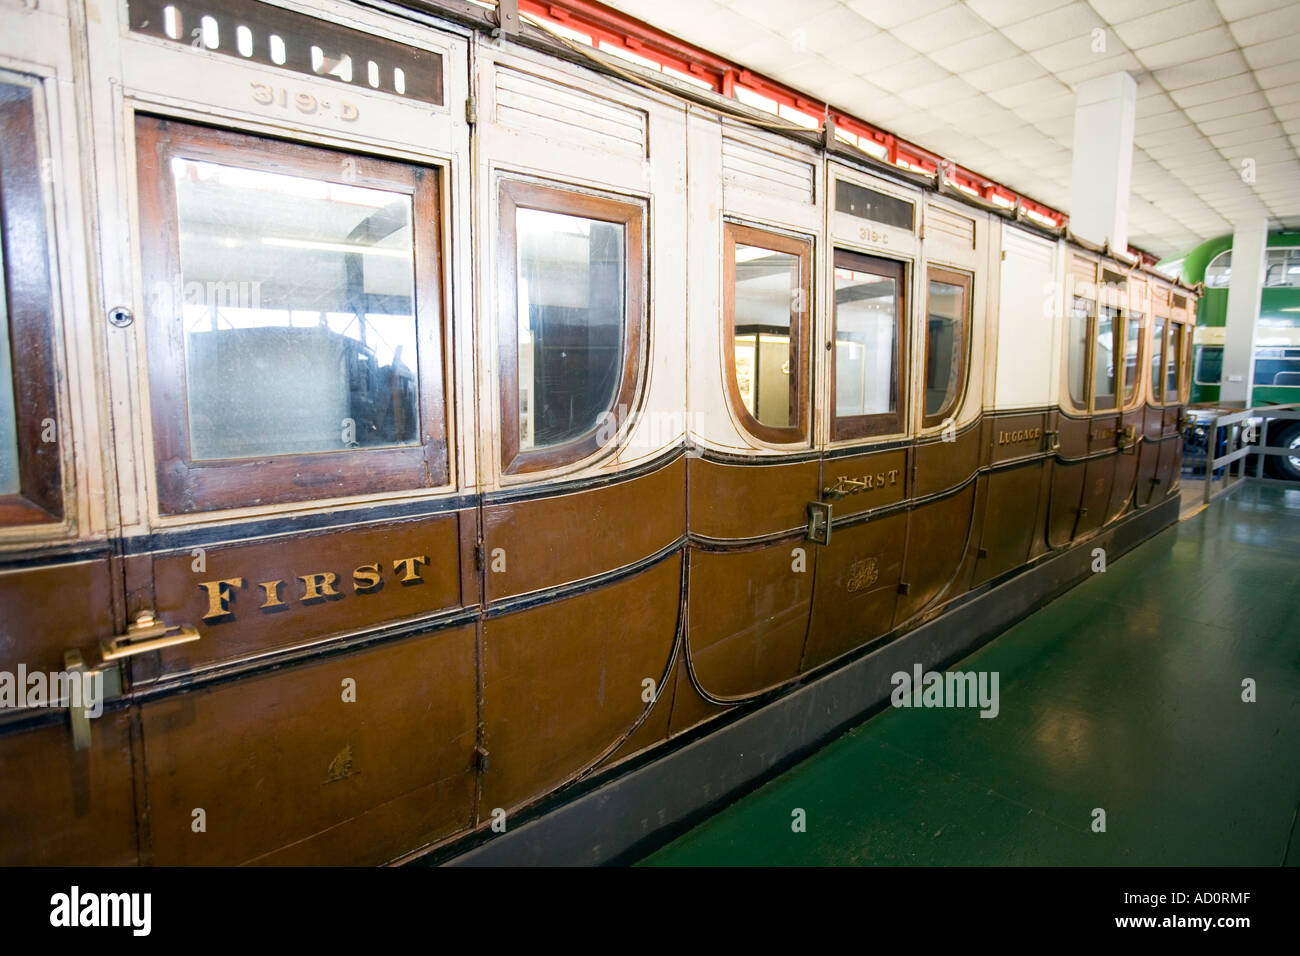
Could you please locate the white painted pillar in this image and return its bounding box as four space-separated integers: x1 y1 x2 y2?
1069 72 1137 251
1220 219 1268 406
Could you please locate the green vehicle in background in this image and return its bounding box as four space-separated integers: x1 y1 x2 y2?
1159 230 1300 480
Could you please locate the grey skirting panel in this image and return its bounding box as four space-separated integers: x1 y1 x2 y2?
443 492 1181 866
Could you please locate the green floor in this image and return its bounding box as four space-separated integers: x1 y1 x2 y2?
639 484 1300 866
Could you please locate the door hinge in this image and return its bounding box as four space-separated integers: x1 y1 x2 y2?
475 746 490 772
465 96 478 126
474 542 485 571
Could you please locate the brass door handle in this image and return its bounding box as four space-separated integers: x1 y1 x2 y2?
99 611 200 662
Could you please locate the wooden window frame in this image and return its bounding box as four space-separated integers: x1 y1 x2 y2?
1066 294 1094 414
497 179 645 476
921 264 972 429
722 221 811 445
1166 319 1187 404
1091 303 1120 413
135 114 449 515
0 80 63 527
1120 311 1147 412
831 249 907 441
1150 314 1169 408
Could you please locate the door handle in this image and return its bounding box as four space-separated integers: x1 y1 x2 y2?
99 610 200 662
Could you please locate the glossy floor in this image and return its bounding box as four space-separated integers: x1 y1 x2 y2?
638 484 1300 866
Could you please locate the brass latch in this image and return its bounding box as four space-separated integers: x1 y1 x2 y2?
1117 423 1138 454
822 477 870 500
1044 429 1061 452
806 501 832 545
100 610 200 662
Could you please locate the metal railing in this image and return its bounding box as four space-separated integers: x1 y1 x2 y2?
1199 402 1300 505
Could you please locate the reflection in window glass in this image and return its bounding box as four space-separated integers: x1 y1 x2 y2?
517 207 624 449
0 234 17 494
1068 297 1090 407
1253 346 1300 386
1151 317 1165 399
1205 250 1231 288
1122 314 1143 404
1196 345 1223 385
733 243 797 427
925 277 964 419
1094 307 1117 407
835 266 897 419
172 157 419 460
1166 323 1182 394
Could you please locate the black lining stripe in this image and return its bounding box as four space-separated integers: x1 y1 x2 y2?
484 446 684 504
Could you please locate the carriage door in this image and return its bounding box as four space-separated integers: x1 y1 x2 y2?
471 41 687 813
87 1 479 865
802 164 917 671
0 3 138 864
1105 274 1147 522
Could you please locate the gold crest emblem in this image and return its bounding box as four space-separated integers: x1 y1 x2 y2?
846 557 879 593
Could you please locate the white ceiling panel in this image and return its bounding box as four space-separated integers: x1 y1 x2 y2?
600 0 1300 257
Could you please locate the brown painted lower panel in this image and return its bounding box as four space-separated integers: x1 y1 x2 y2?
685 543 812 700
894 483 976 625
480 555 680 813
1047 459 1087 550
975 460 1045 585
0 558 116 676
801 511 907 670
140 624 477 866
0 712 138 865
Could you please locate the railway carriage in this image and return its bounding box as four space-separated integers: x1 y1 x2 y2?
0 0 1197 865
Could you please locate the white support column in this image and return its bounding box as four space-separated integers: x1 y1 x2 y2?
1069 72 1137 251
1220 219 1268 406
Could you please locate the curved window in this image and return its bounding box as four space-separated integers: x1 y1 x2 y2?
922 266 971 428
1195 345 1222 385
832 250 906 440
499 180 644 473
1094 305 1118 411
1205 249 1231 287
723 222 811 444
1166 322 1184 400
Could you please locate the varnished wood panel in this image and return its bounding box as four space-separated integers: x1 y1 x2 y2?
989 412 1049 465
1047 459 1086 550
975 460 1045 584
141 624 477 865
913 425 979 498
802 512 907 670
481 555 680 812
0 559 115 675
686 543 811 699
819 448 907 519
688 456 817 538
485 457 684 601
894 484 975 625
1076 455 1114 538
0 714 138 865
150 514 465 675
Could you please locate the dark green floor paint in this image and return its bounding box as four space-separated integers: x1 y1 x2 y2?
638 485 1300 866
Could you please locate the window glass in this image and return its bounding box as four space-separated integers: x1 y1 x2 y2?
0 236 17 494
733 243 798 428
516 207 625 449
172 157 419 460
1123 313 1143 405
835 263 898 421
835 180 914 231
1264 248 1300 288
1166 322 1182 395
1195 345 1222 385
923 271 969 423
1253 347 1300 386
1151 317 1166 401
1205 250 1231 288
1068 297 1090 408
1094 307 1117 409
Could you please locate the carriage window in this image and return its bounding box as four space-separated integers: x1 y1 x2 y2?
922 267 971 427
1067 296 1091 409
833 250 905 440
1122 313 1144 406
1166 323 1183 398
1195 345 1223 385
0 78 63 525
136 116 447 513
835 180 914 231
1151 316 1167 404
1093 306 1118 411
499 180 644 472
724 223 810 444
170 157 419 460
